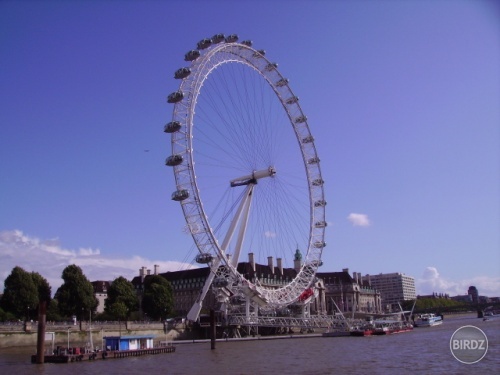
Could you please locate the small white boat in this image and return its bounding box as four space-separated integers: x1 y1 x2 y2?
414 313 443 327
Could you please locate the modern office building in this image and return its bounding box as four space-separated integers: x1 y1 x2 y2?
365 272 416 311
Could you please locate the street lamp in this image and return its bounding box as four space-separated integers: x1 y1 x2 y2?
67 327 71 351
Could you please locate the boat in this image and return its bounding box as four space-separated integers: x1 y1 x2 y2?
414 313 443 327
350 316 375 336
482 307 500 321
372 320 413 335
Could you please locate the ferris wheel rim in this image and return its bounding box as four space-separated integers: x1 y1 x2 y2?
167 36 326 307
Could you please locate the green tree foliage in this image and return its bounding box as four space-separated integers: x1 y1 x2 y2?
0 306 16 322
54 264 97 319
402 297 462 312
104 276 138 321
0 266 39 320
31 271 51 303
141 275 173 321
46 299 63 322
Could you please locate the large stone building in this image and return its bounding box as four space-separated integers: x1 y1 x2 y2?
315 269 382 314
365 272 416 310
132 253 383 317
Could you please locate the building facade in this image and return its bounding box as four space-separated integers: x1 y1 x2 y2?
91 281 111 314
132 254 383 318
315 269 382 314
366 272 416 310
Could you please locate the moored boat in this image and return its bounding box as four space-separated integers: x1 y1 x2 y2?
414 313 443 327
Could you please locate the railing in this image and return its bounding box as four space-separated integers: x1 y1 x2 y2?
228 315 356 330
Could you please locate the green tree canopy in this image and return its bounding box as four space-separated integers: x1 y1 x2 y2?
0 266 39 320
31 271 51 303
141 275 173 321
54 264 97 319
104 276 138 321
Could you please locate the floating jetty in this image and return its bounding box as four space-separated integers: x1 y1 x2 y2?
31 346 176 364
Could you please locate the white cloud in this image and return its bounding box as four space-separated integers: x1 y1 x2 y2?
347 213 371 227
417 266 500 297
0 230 196 295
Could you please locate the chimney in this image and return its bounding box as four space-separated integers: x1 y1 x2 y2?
147 269 151 276
366 274 371 287
140 266 147 282
342 268 349 274
277 258 283 275
154 265 159 275
249 252 256 272
268 256 274 274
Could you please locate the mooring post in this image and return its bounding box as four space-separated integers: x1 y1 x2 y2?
210 309 216 350
36 301 47 364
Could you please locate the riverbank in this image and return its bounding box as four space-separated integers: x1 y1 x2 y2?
0 312 478 349
0 322 186 349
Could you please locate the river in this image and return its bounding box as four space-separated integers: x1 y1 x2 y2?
1 314 498 374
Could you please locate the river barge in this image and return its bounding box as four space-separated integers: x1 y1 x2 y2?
31 334 175 364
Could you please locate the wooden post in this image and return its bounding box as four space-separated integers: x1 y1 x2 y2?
210 309 216 350
36 301 47 364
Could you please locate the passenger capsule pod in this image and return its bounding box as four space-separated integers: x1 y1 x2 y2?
167 91 184 103
225 34 238 43
184 50 201 61
314 199 327 207
313 241 326 248
294 115 307 123
276 78 289 87
164 121 182 133
241 40 252 47
212 33 225 43
286 96 299 105
302 135 314 144
265 62 278 71
197 38 212 50
213 277 229 288
312 178 324 186
165 154 183 166
307 157 320 164
253 49 265 58
171 189 189 201
315 221 327 228
174 67 191 79
195 253 213 264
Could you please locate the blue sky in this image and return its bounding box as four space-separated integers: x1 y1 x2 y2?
1 0 499 297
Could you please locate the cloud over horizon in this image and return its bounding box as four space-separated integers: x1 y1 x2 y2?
0 230 196 295
416 266 500 297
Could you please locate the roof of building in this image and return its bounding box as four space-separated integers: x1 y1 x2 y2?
91 280 111 293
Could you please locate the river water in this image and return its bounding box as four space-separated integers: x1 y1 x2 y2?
1 314 498 374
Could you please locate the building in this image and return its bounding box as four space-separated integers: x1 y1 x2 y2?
366 272 416 311
104 335 155 351
91 281 111 314
132 252 382 317
468 286 479 304
316 269 382 314
131 254 299 317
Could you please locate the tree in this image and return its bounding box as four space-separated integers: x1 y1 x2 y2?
141 275 173 321
104 276 138 321
0 266 39 320
54 264 97 320
31 271 51 304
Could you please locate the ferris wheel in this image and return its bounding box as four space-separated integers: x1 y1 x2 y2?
165 34 326 319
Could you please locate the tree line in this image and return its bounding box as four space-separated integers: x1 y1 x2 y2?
0 265 174 323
